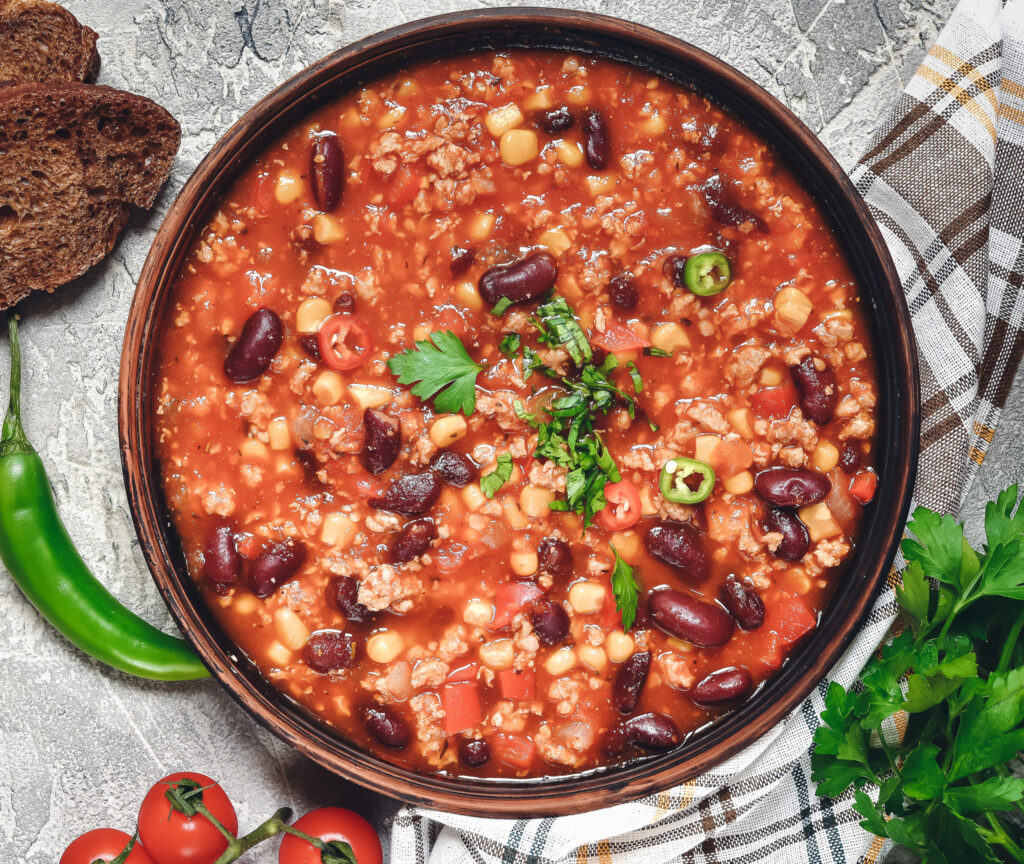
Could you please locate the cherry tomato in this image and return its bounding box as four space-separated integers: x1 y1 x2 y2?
137 772 238 864
595 480 642 531
61 830 155 864
318 314 374 371
279 807 383 864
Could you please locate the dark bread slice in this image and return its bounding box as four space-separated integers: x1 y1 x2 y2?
0 83 180 309
0 0 100 84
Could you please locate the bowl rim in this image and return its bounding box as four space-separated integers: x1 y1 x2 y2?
119 6 920 817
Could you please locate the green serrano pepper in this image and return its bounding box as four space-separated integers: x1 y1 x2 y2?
0 315 208 681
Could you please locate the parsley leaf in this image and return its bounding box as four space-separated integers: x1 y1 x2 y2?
643 346 672 358
533 296 592 366
499 333 521 359
387 330 485 415
609 544 639 631
491 297 513 317
480 453 513 498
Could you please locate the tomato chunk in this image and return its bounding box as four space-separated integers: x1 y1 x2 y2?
498 668 535 701
492 734 536 770
592 323 650 352
751 383 798 419
849 470 878 504
766 592 818 644
706 438 753 479
446 662 479 684
490 582 543 630
594 480 642 532
442 683 482 734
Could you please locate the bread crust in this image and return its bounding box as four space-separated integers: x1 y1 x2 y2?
0 0 101 85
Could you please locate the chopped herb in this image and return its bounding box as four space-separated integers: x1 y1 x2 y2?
522 346 558 380
499 333 521 359
480 452 514 498
609 544 639 631
644 346 672 358
491 297 513 317
626 361 643 394
533 296 592 366
386 330 485 416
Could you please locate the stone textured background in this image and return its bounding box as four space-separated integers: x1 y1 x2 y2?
7 0 1019 861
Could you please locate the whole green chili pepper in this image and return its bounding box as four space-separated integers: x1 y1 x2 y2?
659 456 716 504
0 315 208 681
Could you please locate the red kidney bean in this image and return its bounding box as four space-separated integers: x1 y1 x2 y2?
332 576 372 624
622 713 682 751
431 451 477 487
644 522 710 581
359 408 401 475
790 356 837 424
202 525 240 593
662 254 688 290
333 291 355 313
529 600 570 645
612 651 650 714
311 134 343 212
720 577 765 630
459 738 491 767
582 108 610 170
702 173 768 232
478 251 558 308
450 246 476 277
608 274 639 310
369 471 443 515
649 589 734 647
754 467 831 508
304 630 356 673
540 106 574 133
224 308 283 383
691 666 754 708
298 333 321 362
537 537 573 579
839 442 862 473
363 706 409 749
249 540 306 598
763 508 810 560
390 518 438 564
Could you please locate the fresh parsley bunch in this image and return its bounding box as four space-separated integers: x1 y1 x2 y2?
812 485 1024 863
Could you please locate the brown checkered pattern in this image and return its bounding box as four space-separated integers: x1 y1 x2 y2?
391 1 1024 860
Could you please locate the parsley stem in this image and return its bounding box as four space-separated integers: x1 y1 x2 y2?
996 611 1024 675
984 811 1024 861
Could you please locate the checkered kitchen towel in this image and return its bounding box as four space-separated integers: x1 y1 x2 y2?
391 0 1024 860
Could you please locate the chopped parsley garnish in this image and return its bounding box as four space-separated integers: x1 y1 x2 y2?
386 330 484 416
609 544 639 631
644 346 672 358
491 297 513 317
480 452 514 498
499 333 521 359
533 296 592 366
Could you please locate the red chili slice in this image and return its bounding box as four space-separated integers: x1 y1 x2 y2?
595 480 642 532
317 314 374 371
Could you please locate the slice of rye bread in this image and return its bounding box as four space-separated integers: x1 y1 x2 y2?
0 83 180 309
0 0 100 84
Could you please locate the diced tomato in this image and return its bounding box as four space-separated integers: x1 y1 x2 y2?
594 480 642 532
766 592 818 644
599 581 623 628
388 165 421 208
490 582 543 630
492 734 535 770
706 438 753 479
441 683 482 734
446 662 479 684
592 323 650 352
751 383 798 419
849 470 878 504
498 668 535 701
255 171 274 215
433 305 468 337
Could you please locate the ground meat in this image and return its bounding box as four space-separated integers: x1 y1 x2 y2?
685 400 730 434
512 617 540 671
409 434 438 467
426 140 474 178
548 676 581 716
726 342 771 387
437 624 470 662
409 693 447 759
778 446 806 467
357 564 422 613
657 499 696 523
411 658 449 690
619 447 658 472
528 460 567 492
706 498 764 557
474 390 530 432
767 414 818 451
364 511 402 533
201 485 235 517
657 651 697 689
839 415 875 440
535 723 584 768
488 699 542 733
813 538 851 568
835 396 861 418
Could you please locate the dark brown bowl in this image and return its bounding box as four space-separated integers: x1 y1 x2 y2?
119 8 919 817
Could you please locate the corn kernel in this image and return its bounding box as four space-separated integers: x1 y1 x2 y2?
650 322 691 353
295 297 333 333
774 286 813 332
268 417 291 451
367 631 405 664
723 470 754 495
321 512 357 547
312 213 344 245
347 383 392 410
274 170 303 205
312 371 344 406
537 229 572 257
430 414 468 448
520 484 555 518
569 581 606 614
485 103 524 137
812 442 840 473
554 139 584 167
500 128 539 166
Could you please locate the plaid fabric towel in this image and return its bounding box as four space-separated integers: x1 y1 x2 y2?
391 0 1024 860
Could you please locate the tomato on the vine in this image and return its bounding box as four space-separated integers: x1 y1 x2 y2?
137 772 238 864
279 808 382 864
60 829 154 864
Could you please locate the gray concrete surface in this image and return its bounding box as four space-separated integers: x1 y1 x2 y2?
0 0 977 861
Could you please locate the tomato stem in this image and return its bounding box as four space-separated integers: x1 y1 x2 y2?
105 832 140 864
209 807 293 864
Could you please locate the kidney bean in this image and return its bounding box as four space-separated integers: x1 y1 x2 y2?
478 251 558 308
762 508 810 561
459 738 491 767
754 467 831 508
540 106 574 133
582 108 610 170
311 134 344 212
249 540 306 598
662 254 687 290
431 450 477 487
298 333 321 362
332 576 372 624
649 589 734 647
334 291 355 313
608 274 639 310
529 600 570 645
644 522 710 581
224 308 283 383
359 408 401 475
450 246 476 277
391 518 438 564
720 577 765 630
692 666 754 708
363 706 409 749
369 471 443 515
702 173 768 232
304 630 356 673
202 525 240 593
537 537 573 579
622 713 682 751
839 442 862 473
612 651 650 714
790 356 837 424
